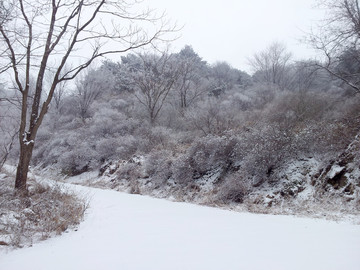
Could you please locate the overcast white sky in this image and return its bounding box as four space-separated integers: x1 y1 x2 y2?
145 0 324 72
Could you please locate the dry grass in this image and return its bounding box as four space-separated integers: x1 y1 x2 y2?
0 173 88 249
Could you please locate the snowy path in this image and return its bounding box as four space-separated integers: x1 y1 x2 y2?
0 184 359 270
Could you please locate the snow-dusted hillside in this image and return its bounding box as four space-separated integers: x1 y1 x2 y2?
63 151 360 222
0 183 359 270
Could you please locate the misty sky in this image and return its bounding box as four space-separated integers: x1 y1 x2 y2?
146 0 324 72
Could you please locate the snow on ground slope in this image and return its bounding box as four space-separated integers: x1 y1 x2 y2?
0 183 359 270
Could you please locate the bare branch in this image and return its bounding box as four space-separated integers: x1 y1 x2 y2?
308 0 360 94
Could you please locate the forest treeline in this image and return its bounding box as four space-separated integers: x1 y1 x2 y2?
1 42 359 207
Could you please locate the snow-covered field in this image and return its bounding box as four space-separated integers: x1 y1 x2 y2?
0 183 359 270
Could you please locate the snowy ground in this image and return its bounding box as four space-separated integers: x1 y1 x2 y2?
0 183 359 270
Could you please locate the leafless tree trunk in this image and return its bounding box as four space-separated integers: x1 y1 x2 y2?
0 0 175 192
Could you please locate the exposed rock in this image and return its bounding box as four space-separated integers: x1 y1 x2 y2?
344 183 355 195
99 161 122 177
317 134 359 196
326 167 347 189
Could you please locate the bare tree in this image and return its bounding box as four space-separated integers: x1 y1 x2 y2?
131 52 180 124
309 0 360 93
0 0 175 192
249 42 292 90
75 68 114 120
173 46 208 110
287 61 322 92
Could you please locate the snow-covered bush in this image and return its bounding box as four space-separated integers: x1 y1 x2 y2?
171 155 193 185
96 137 121 162
0 174 87 248
170 135 236 185
96 135 138 162
116 162 141 182
187 135 236 176
236 124 294 186
33 136 69 167
144 150 173 186
217 171 251 203
244 84 278 109
32 103 145 174
88 108 140 138
57 141 98 176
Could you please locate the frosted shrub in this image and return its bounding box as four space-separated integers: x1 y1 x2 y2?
235 125 294 186
33 137 68 167
60 117 85 131
132 124 175 153
108 98 130 112
226 90 253 111
96 137 121 162
0 175 87 248
93 131 139 163
88 108 139 137
245 84 278 109
172 135 237 185
57 142 98 176
33 105 142 172
187 135 236 176
186 98 240 136
116 135 138 159
259 90 357 156
227 91 346 187
146 126 174 149
144 150 173 186
217 172 251 203
172 155 193 185
116 162 139 180
143 126 193 152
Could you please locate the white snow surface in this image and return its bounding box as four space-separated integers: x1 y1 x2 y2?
1 183 360 270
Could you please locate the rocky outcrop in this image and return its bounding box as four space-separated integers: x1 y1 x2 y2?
315 135 360 196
